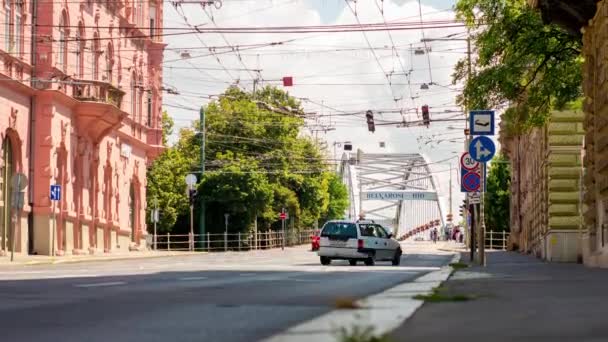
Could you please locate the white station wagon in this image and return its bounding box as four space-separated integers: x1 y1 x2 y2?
317 220 402 266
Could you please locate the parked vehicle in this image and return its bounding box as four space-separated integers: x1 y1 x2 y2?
311 231 320 251
317 220 402 266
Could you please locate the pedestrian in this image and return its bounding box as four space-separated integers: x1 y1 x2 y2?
459 232 464 243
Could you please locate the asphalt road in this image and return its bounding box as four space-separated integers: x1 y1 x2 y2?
0 242 454 342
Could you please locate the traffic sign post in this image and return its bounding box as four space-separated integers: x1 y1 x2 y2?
280 208 286 250
49 184 60 257
468 131 496 267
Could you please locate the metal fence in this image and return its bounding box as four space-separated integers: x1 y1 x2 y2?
485 230 509 250
150 230 316 252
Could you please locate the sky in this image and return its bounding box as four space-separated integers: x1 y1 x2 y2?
161 0 469 223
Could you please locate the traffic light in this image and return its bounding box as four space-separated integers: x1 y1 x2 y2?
366 110 375 133
421 105 430 127
188 189 197 205
447 214 453 222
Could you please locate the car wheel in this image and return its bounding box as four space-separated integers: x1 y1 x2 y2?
320 256 331 265
348 259 357 266
364 256 375 266
392 249 402 266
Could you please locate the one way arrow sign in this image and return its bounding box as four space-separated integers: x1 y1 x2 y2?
469 136 496 163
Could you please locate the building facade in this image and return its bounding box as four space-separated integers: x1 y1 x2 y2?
500 110 584 262
529 0 608 267
0 0 164 256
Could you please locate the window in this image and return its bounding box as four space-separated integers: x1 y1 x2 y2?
58 12 68 71
149 6 156 38
4 1 11 51
321 222 357 239
138 75 143 121
76 23 84 78
146 93 152 126
359 224 375 237
130 74 136 116
15 0 22 57
374 225 389 239
137 1 143 26
92 33 99 80
105 43 113 83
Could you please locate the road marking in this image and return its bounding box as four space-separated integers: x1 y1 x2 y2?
75 281 126 288
178 276 208 281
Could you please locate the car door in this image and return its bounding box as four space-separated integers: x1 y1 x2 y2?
371 225 390 259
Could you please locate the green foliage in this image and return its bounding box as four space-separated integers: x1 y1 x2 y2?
161 111 174 146
484 154 511 232
146 86 349 234
453 0 582 132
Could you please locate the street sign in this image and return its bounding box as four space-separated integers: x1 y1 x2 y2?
469 136 496 163
363 191 437 201
151 209 160 223
460 152 479 171
468 192 481 204
50 184 61 201
469 110 495 135
280 212 287 220
185 174 197 189
462 172 481 192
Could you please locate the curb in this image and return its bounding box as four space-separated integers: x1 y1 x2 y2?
263 252 461 342
0 252 204 267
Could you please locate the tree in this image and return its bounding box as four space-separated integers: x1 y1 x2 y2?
146 114 195 234
453 0 582 132
321 173 349 224
484 154 511 232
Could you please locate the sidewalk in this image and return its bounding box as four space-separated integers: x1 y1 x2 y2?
391 250 608 342
0 250 201 267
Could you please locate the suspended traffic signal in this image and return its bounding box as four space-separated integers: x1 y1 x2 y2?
421 105 430 127
366 110 375 133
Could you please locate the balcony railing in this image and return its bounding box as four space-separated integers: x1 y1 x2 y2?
72 79 125 108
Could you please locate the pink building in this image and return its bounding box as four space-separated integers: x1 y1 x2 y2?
0 0 164 256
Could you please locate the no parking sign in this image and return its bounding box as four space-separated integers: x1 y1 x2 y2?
460 152 482 193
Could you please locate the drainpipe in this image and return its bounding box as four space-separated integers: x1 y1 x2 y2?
27 0 38 254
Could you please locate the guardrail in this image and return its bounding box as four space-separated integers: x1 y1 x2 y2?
485 230 509 250
150 230 316 252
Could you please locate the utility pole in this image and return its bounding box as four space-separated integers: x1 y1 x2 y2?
479 165 486 266
199 107 206 248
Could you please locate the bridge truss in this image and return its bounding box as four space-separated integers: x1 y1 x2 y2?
339 151 445 238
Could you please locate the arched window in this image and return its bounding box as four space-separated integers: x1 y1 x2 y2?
137 0 143 26
15 0 23 57
128 182 135 240
1 137 14 251
58 12 68 72
138 75 143 122
75 22 85 78
130 73 137 116
92 32 99 80
146 92 152 126
105 42 113 83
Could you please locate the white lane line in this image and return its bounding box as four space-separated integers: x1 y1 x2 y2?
178 276 208 281
75 281 126 288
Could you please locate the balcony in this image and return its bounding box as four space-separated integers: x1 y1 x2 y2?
72 79 125 108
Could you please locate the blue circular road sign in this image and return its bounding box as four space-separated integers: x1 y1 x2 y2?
469 136 496 163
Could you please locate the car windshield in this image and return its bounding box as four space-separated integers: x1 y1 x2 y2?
321 222 358 238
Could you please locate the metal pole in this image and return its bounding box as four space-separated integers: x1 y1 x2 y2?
470 203 476 262
10 211 16 262
52 200 56 257
281 207 285 250
199 107 206 247
153 212 157 251
480 164 486 266
189 204 194 251
254 212 258 250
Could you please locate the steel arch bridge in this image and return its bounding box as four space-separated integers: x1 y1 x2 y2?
339 150 445 238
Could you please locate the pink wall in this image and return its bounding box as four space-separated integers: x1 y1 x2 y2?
0 0 164 255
